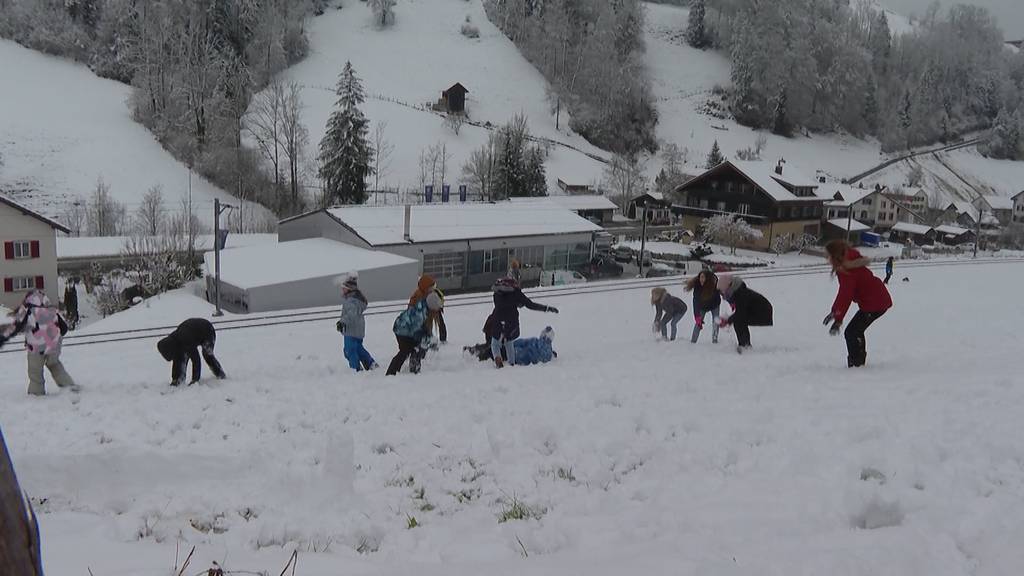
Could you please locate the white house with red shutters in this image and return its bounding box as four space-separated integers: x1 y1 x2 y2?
1 195 69 310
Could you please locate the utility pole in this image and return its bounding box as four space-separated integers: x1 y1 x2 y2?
974 207 982 259
639 205 648 278
213 198 234 317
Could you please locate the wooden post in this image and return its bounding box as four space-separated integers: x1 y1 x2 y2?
0 427 42 575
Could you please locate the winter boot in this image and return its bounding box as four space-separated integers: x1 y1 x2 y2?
690 325 701 344
712 324 720 344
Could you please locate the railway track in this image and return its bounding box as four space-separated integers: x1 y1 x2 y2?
2 257 1021 354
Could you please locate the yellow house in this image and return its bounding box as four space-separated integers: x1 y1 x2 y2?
1 195 70 310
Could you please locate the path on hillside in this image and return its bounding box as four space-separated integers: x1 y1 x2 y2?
843 136 987 185
305 83 611 165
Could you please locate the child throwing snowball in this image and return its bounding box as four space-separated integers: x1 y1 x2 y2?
0 290 79 395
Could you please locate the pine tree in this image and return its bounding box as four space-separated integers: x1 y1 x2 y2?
686 0 708 49
318 62 375 205
523 146 549 197
863 77 880 133
496 129 523 199
771 88 792 137
899 91 914 150
705 140 724 169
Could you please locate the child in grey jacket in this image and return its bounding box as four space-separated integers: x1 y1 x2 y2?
651 287 688 341
337 275 377 371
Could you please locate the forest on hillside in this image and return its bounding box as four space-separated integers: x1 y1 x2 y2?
681 0 1024 159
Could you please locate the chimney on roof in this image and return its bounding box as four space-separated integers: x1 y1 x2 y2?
403 204 412 242
874 183 881 192
775 158 785 176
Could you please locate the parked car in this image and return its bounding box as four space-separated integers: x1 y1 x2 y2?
636 251 652 267
540 269 588 286
611 245 634 263
576 256 624 280
644 264 678 278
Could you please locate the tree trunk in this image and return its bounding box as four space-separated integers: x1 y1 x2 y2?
0 428 42 576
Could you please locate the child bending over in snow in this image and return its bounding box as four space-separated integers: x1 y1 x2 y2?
651 287 688 341
716 275 773 354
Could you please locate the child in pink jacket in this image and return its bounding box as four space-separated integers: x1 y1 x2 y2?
0 290 79 395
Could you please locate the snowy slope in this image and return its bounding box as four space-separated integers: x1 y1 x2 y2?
862 148 1024 206
3 262 1024 575
0 40 268 226
277 0 608 196
643 2 883 180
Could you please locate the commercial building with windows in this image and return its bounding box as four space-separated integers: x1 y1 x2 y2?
1 195 69 310
278 201 603 291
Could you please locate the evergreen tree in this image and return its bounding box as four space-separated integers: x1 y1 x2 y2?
523 146 549 197
318 62 374 205
898 91 914 149
686 0 708 49
863 77 880 133
496 127 524 199
705 140 724 169
771 88 792 137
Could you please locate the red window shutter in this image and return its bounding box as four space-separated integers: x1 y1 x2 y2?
35 276 44 290
30 241 40 258
3 278 12 293
3 242 12 260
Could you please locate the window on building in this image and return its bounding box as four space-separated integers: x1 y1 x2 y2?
711 180 719 190
739 203 751 215
726 181 734 193
802 206 813 218
11 277 36 291
741 183 752 195
860 211 869 220
699 199 709 209
12 241 32 259
423 252 465 280
790 207 800 219
863 198 873 206
716 201 727 212
512 246 544 268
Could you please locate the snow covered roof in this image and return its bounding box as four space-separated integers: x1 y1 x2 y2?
322 203 601 246
0 194 70 233
891 222 933 236
933 225 971 237
512 195 618 212
1013 190 1024 201
205 238 416 290
58 234 277 259
823 184 878 207
947 201 979 221
980 195 1013 211
727 161 823 203
827 218 871 232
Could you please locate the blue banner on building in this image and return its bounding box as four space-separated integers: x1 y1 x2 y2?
442 184 450 203
425 185 433 203
459 184 467 202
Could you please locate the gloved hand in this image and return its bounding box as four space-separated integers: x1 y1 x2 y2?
336 321 346 333
719 317 731 328
547 306 559 314
694 315 704 329
829 321 842 336
822 312 834 326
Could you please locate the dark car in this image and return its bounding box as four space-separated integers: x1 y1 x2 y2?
611 245 634 263
644 264 678 278
576 257 624 280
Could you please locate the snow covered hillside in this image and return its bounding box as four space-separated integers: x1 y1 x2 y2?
0 40 268 226
277 0 608 196
643 2 1022 206
3 262 1024 575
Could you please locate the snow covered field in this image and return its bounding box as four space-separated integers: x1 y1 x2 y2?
278 0 608 195
0 40 267 225
2 261 1024 575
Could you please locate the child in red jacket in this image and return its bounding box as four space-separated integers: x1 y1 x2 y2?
823 240 893 367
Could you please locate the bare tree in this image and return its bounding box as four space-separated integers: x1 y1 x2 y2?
135 185 165 236
280 81 309 211
372 120 395 192
86 177 126 236
177 5 224 149
462 134 499 201
246 81 286 200
603 154 648 213
370 0 396 27
701 214 764 255
62 202 87 237
445 113 466 135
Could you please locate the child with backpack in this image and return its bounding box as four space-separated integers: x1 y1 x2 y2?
386 277 443 376
0 290 79 395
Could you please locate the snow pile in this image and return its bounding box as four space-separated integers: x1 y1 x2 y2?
0 40 267 225
4 262 1023 574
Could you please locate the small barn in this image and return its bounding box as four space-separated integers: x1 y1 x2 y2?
889 222 934 246
628 192 672 225
933 225 976 246
441 83 469 114
204 238 419 313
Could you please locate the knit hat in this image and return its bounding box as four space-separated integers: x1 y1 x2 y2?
342 275 358 291
540 326 554 343
417 275 436 293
